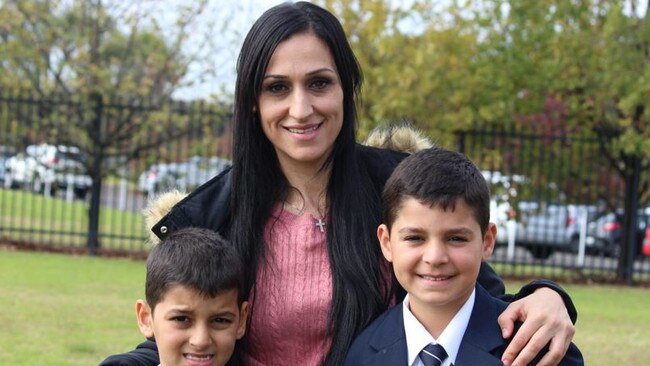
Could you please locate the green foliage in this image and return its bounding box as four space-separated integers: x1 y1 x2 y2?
321 0 481 144
0 0 232 176
0 0 199 100
322 0 648 208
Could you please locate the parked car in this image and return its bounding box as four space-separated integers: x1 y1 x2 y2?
4 152 40 190
0 145 17 184
174 156 230 192
493 201 601 259
3 144 92 199
642 227 650 257
138 156 231 197
585 210 650 257
513 202 576 259
138 162 183 197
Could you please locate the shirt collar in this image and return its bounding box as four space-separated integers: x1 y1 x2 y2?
402 288 475 366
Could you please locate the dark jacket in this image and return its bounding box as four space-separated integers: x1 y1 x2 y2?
99 145 576 366
99 339 158 366
343 284 584 366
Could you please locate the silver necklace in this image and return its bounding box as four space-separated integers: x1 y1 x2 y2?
283 192 327 233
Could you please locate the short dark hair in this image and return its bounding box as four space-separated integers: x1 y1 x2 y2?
145 227 244 311
382 147 491 234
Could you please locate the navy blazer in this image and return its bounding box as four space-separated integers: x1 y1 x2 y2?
343 284 583 366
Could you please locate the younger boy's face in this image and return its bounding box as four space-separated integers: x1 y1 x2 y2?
136 286 248 366
378 197 495 320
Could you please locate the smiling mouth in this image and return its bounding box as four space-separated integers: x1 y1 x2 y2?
183 353 215 362
285 122 322 134
418 274 452 281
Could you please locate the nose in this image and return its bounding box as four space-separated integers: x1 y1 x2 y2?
289 88 313 121
189 325 211 349
422 241 449 266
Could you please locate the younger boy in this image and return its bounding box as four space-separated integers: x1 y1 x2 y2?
344 147 583 366
133 227 248 366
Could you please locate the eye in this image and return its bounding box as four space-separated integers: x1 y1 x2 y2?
171 315 191 324
403 235 423 242
310 78 330 90
211 316 234 329
265 82 289 94
212 317 233 324
448 235 469 243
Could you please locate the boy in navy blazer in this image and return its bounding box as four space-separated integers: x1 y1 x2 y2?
344 147 583 366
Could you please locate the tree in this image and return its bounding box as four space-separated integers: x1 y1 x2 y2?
461 0 649 282
320 0 481 143
0 0 234 159
324 0 649 281
0 0 229 99
0 0 234 252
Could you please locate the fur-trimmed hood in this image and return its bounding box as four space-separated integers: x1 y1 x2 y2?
143 125 432 244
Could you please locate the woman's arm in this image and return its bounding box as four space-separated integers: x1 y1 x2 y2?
477 262 577 366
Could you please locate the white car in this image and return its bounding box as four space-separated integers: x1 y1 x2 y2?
137 162 183 197
4 144 92 199
174 156 230 192
3 152 39 189
138 156 231 197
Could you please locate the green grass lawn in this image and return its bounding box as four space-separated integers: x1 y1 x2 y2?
1 249 649 365
0 249 144 366
505 282 650 364
566 284 650 364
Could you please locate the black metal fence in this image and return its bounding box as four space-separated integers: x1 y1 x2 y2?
457 125 650 284
1 93 649 283
0 93 231 256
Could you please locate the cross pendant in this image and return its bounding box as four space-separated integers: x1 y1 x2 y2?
315 218 326 233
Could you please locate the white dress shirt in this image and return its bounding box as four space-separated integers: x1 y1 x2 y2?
402 288 475 366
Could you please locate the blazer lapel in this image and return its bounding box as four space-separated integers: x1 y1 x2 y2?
455 285 508 366
365 305 409 366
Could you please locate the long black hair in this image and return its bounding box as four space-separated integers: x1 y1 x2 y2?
230 2 391 365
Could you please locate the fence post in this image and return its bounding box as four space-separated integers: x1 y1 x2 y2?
87 93 103 255
617 154 640 285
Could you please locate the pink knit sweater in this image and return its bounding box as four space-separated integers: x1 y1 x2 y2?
244 204 332 366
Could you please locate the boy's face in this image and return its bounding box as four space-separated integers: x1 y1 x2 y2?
136 286 248 366
378 197 496 319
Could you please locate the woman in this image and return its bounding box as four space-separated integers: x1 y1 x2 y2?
101 2 576 366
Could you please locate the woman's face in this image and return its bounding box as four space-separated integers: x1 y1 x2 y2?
258 32 344 171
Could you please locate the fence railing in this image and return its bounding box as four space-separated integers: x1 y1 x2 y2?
1 93 648 284
0 93 231 255
457 125 650 284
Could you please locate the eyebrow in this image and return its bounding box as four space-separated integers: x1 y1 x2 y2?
167 308 237 317
445 228 474 236
396 227 474 236
397 227 425 234
263 67 337 80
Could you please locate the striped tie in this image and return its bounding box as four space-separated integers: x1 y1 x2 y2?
418 343 448 366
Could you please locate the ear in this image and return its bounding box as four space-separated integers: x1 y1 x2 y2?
136 299 155 338
236 301 250 339
377 224 393 262
482 223 497 261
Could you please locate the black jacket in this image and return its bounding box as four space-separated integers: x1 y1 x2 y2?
99 145 577 366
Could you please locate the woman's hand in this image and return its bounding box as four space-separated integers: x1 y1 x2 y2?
498 287 575 366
